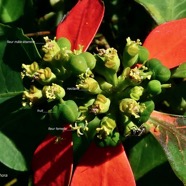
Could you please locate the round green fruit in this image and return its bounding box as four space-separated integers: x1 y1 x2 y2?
57 37 71 50
147 80 162 95
79 52 96 70
69 55 88 75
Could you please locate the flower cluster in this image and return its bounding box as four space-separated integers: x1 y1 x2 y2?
21 37 171 146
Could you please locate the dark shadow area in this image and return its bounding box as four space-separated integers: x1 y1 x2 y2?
0 96 48 170
137 162 183 186
0 162 31 186
100 0 156 55
124 133 184 186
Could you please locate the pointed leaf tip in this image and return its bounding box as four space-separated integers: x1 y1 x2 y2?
56 0 105 51
143 18 186 69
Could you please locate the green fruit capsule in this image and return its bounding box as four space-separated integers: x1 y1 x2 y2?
145 58 162 69
59 100 79 123
153 66 171 83
79 52 96 70
69 55 88 75
57 37 71 50
147 80 162 95
50 100 79 124
138 46 149 63
145 58 171 82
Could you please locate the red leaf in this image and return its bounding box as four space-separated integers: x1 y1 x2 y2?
143 18 186 69
70 143 136 186
56 0 105 51
32 126 73 186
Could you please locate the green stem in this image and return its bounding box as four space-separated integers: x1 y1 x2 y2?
105 73 118 87
161 83 171 88
59 98 64 104
116 78 130 93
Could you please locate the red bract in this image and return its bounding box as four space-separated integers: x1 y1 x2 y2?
56 0 105 51
32 130 73 186
70 143 136 186
143 18 186 69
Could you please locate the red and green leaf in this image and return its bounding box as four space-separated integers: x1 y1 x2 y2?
143 18 186 69
56 0 105 51
147 111 186 184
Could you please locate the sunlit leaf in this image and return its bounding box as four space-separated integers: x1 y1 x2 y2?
135 0 186 25
171 62 186 78
71 143 136 186
143 18 186 69
56 0 105 51
146 111 186 185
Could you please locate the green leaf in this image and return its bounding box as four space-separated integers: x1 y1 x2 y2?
126 133 167 180
147 111 186 185
0 0 26 23
171 62 186 78
0 24 41 95
0 131 27 171
0 24 45 171
0 101 48 171
135 0 186 24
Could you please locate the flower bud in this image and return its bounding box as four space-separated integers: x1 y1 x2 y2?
42 37 61 62
43 83 65 100
90 94 111 114
96 48 120 73
119 98 145 118
129 86 144 100
21 62 39 78
96 115 116 139
22 86 42 106
76 77 102 94
122 37 141 68
35 67 56 84
128 65 152 84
